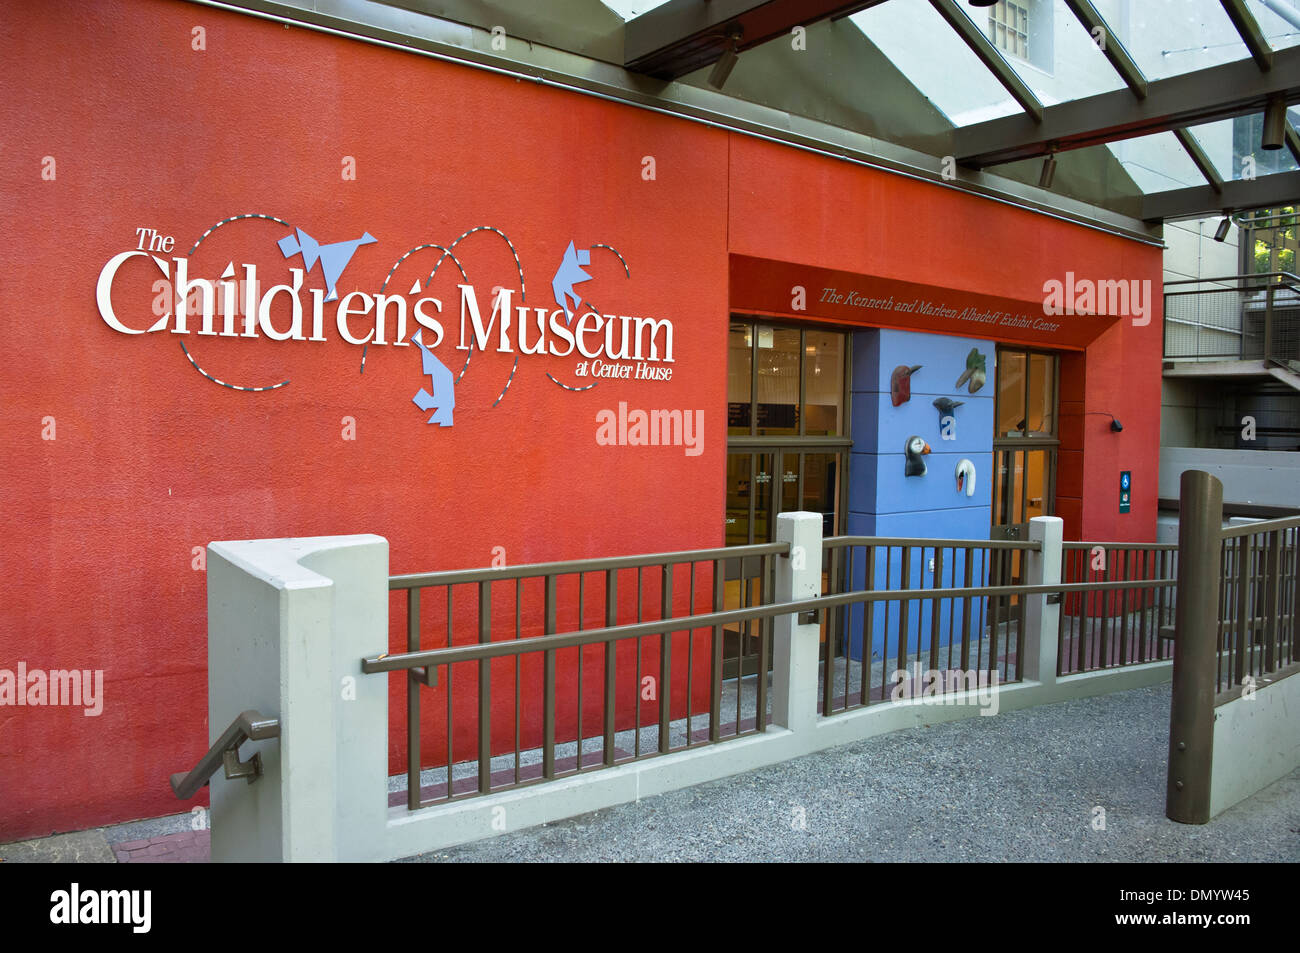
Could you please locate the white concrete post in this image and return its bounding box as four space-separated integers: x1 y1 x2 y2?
771 512 824 734
1021 516 1063 686
206 535 389 862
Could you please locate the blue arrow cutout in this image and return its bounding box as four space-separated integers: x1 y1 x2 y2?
411 330 455 426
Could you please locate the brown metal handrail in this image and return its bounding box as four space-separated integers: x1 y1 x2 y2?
390 541 788 589
170 710 280 800
364 579 1173 673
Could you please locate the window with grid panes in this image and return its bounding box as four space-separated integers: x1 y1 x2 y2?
988 1 1029 60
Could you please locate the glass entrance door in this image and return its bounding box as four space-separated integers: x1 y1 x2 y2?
991 349 1059 602
724 318 851 679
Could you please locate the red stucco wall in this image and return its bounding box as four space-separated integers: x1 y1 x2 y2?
0 0 1162 841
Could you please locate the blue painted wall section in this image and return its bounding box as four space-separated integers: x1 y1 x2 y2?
845 329 996 663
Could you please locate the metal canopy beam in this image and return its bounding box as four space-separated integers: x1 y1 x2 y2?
1287 123 1300 166
1141 169 1300 222
1219 0 1274 72
623 0 886 78
956 46 1300 168
1062 0 1147 99
928 0 1043 122
1173 128 1224 193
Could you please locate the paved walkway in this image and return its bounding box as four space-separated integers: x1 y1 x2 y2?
2 683 1296 863
402 683 1300 863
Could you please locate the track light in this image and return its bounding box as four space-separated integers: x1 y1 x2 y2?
1262 95 1286 150
708 26 743 90
1038 151 1057 189
1214 216 1232 242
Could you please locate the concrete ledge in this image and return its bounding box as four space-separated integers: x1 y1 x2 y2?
1209 672 1300 819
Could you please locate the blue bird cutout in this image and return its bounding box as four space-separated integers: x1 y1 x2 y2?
411 330 455 426
277 228 377 302
552 240 593 325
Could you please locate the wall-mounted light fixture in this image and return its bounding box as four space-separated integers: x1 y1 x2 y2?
1214 216 1232 242
707 26 744 90
1039 151 1057 189
1262 95 1287 151
1085 411 1124 432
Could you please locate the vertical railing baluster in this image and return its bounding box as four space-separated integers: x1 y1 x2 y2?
577 572 585 771
756 554 769 732
1265 530 1281 675
898 547 912 685
961 546 973 674
515 578 522 786
477 580 491 795
543 574 557 779
711 557 724 743
604 569 617 766
659 562 673 753
407 587 421 811
635 567 643 757
930 546 943 674
861 546 875 708
446 585 454 799
687 561 697 745
1234 536 1251 690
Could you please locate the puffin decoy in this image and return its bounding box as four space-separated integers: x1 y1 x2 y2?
904 435 931 477
890 364 921 406
933 397 964 423
954 348 987 394
955 458 976 497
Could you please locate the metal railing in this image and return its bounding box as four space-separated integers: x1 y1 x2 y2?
1058 542 1179 675
1216 517 1300 700
1167 470 1300 824
1164 271 1300 365
361 530 1187 811
170 710 280 800
376 543 785 810
819 537 1038 715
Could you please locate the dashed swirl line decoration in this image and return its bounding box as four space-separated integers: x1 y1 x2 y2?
187 213 293 256
180 212 295 391
366 243 472 377
546 373 598 392
441 226 526 408
179 339 289 392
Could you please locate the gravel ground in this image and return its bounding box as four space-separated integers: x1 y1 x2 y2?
398 682 1300 863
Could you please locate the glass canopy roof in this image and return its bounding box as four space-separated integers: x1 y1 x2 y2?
370 0 1300 222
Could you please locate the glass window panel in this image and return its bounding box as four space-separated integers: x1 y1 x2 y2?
725 453 752 547
1246 0 1300 51
955 0 1126 104
997 351 1027 436
1106 131 1213 193
1027 353 1055 435
752 454 774 543
1184 114 1300 182
801 452 841 539
780 452 799 516
803 330 844 436
849 3 1022 127
756 327 801 436
728 320 753 435
1089 0 1250 81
